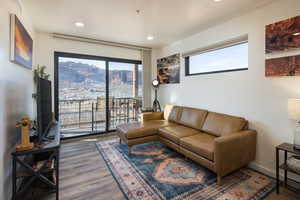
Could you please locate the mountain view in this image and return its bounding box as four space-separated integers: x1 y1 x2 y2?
59 61 142 100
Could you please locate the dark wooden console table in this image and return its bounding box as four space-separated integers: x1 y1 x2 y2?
12 122 60 200
276 143 300 194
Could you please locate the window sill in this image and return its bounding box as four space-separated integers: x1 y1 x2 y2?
185 68 248 76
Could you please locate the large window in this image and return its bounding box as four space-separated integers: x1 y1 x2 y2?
54 52 143 138
185 42 248 76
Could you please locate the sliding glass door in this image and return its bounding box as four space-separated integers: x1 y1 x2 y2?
54 52 142 139
108 62 143 130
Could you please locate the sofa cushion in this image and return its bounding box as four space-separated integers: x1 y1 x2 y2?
141 112 164 121
180 133 216 161
178 107 208 130
164 104 182 123
117 120 176 139
202 112 247 137
158 125 199 144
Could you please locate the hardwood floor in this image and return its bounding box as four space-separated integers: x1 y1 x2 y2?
45 134 299 200
45 135 124 200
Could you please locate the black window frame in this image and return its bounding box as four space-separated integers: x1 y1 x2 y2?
185 41 249 76
54 51 142 139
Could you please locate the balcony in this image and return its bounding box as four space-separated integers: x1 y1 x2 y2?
59 97 142 138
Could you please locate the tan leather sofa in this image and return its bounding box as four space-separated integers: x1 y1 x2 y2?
117 104 257 185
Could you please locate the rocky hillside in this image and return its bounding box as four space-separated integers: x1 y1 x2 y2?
59 61 140 84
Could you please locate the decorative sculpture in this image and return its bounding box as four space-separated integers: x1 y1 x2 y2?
16 116 34 151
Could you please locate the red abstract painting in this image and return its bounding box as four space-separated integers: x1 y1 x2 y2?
266 16 300 54
265 55 300 77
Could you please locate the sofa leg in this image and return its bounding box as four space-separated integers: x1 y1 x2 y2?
217 175 222 185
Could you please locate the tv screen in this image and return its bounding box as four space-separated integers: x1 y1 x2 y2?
37 77 52 141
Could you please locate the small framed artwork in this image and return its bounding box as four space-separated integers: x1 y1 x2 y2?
266 15 300 54
10 14 33 69
265 55 300 77
157 54 180 84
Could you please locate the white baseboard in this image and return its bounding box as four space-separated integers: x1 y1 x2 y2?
248 162 284 180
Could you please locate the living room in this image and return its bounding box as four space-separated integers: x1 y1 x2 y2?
1 0 300 199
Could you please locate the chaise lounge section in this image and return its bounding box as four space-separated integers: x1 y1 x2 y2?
117 105 257 185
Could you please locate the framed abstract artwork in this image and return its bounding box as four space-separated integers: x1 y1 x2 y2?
265 15 300 77
10 14 33 69
157 54 180 84
266 15 300 54
265 55 300 77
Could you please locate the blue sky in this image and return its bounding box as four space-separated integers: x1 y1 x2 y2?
189 43 248 74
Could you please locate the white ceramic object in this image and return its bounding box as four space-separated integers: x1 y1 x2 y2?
287 156 300 174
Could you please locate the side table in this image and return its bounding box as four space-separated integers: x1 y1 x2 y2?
12 123 60 200
276 143 300 194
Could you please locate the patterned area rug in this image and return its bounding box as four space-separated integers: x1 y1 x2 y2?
96 140 275 200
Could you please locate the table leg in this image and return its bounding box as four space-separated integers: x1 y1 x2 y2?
284 151 287 187
276 148 279 194
56 149 60 200
12 157 16 200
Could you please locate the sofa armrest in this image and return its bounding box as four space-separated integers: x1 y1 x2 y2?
141 112 164 122
214 130 257 177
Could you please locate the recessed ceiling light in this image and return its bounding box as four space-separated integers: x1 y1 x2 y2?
75 22 85 27
147 35 154 40
293 32 300 36
214 0 223 2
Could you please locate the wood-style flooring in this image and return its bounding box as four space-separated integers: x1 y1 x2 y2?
44 134 299 200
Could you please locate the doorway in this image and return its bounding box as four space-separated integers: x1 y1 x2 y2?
54 52 142 139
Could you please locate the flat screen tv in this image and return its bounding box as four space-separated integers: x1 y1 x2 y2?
37 77 52 142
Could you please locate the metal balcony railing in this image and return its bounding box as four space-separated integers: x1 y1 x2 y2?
59 97 142 137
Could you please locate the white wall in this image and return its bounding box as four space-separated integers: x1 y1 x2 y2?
35 32 152 108
153 0 300 178
0 0 36 199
